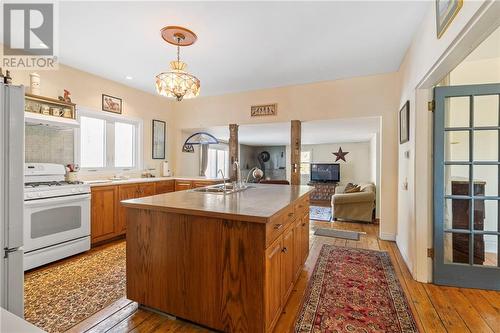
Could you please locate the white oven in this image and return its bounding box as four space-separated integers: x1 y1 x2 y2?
24 193 90 252
23 163 91 270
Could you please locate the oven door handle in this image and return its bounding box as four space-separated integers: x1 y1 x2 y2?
24 193 91 207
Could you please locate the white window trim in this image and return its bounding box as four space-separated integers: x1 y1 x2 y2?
75 106 143 173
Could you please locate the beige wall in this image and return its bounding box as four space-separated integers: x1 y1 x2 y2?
396 0 499 282
11 64 176 178
172 73 401 240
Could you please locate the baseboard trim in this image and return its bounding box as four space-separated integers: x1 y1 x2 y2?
379 232 396 241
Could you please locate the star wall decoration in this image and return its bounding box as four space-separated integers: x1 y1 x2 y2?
333 147 349 162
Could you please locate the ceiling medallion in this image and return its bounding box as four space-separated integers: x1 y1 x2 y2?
155 26 200 101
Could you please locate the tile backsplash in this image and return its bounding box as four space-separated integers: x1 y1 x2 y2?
25 125 74 165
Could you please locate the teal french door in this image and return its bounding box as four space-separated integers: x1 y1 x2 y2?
434 83 500 290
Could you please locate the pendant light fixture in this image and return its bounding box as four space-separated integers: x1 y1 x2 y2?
155 26 200 101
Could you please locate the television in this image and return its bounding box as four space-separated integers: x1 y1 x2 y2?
310 163 340 183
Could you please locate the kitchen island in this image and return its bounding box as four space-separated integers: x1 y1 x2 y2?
121 184 312 333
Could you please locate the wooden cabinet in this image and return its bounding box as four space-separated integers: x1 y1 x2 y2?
293 218 303 280
155 180 174 194
280 225 295 302
124 188 311 333
117 183 155 233
175 180 193 191
264 197 309 333
91 186 117 244
192 180 215 188
300 214 310 265
138 183 155 196
116 184 140 234
90 178 233 246
265 237 283 332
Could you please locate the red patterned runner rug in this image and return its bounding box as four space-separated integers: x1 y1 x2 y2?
295 245 418 333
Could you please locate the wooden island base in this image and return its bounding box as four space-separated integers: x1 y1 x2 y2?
124 185 311 333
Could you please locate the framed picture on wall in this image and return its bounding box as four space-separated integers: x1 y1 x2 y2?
152 120 166 159
102 94 122 114
399 101 410 144
435 0 463 38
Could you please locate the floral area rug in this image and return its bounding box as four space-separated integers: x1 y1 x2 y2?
310 206 332 222
295 245 418 333
24 241 126 333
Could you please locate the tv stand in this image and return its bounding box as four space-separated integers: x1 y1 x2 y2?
307 181 337 201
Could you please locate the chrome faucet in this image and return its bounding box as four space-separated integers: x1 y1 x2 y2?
217 169 227 192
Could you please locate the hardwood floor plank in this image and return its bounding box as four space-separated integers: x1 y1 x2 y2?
129 312 168 333
442 287 494 333
480 290 500 311
423 284 470 332
459 288 500 333
65 220 500 333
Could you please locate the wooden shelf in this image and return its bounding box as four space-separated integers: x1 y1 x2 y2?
25 93 76 120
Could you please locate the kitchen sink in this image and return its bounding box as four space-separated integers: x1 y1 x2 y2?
191 183 253 194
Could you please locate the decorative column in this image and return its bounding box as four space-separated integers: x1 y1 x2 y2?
229 124 239 181
290 120 301 185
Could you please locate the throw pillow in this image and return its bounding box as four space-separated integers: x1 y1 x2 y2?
345 185 361 193
344 183 358 192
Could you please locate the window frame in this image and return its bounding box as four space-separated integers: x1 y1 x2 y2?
205 143 229 178
75 107 143 172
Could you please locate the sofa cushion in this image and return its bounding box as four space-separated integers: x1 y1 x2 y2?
345 185 361 193
344 183 358 192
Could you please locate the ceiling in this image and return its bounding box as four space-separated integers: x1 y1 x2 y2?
48 1 427 97
192 117 381 146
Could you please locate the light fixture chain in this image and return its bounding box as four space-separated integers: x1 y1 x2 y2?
177 37 181 62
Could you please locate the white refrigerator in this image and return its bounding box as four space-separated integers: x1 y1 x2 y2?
0 83 25 318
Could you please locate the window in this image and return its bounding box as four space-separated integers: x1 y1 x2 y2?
300 150 311 175
78 110 142 170
205 145 229 178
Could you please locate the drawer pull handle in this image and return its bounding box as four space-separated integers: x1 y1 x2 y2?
288 212 294 217
274 224 283 230
282 247 288 253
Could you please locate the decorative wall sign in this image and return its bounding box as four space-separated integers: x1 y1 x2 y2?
332 147 349 162
251 103 277 117
152 119 166 159
435 0 463 39
102 94 122 114
399 101 410 144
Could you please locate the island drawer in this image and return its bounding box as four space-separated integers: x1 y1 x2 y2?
266 205 295 246
294 195 310 216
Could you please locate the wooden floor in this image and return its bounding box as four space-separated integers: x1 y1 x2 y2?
67 220 500 333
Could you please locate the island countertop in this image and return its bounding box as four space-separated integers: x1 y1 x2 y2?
121 184 313 223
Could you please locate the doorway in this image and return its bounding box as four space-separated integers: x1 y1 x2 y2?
433 83 500 290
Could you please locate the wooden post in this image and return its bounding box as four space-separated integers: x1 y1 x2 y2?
229 124 239 181
290 120 301 185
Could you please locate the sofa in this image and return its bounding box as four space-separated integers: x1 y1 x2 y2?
331 182 376 222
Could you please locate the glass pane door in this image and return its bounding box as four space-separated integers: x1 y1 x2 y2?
434 83 500 290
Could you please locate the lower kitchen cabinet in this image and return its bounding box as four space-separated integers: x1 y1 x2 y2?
265 237 283 332
155 180 175 194
264 196 310 332
301 213 310 265
175 180 193 191
90 179 223 245
90 185 117 244
116 183 155 234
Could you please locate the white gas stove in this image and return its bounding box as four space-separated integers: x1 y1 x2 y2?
23 163 91 270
